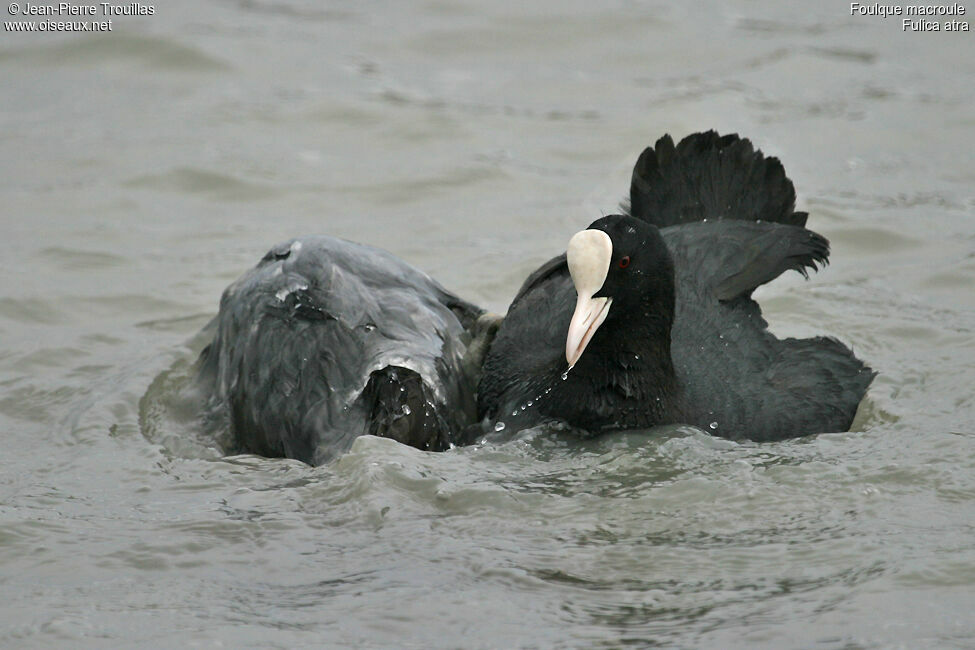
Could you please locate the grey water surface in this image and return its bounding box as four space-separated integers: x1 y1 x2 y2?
2 1 974 648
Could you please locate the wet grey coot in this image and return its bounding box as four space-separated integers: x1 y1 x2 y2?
477 131 876 440
194 236 500 465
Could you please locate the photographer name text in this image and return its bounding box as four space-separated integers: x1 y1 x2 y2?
10 2 153 16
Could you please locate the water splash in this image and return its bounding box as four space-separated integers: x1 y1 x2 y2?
504 372 567 424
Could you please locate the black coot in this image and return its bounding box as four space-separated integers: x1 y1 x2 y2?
478 131 875 440
194 236 496 465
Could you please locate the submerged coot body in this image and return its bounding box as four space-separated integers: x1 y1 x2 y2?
195 236 492 465
478 132 875 440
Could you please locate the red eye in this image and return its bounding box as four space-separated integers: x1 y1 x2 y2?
618 255 631 269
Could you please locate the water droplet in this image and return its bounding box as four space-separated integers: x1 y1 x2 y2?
709 421 718 429
634 354 640 360
494 421 506 432
544 387 552 395
402 405 411 415
520 404 527 411
527 400 534 407
511 410 519 417
561 371 569 381
364 324 376 332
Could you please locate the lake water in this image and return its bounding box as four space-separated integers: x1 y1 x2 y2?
2 1 974 647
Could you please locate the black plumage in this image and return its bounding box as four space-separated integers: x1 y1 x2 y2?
478 131 875 440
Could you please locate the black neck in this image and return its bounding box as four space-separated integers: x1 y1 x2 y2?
559 289 679 429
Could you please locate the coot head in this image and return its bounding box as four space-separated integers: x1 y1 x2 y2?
565 215 676 367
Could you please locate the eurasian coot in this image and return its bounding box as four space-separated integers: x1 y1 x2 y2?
194 236 497 465
478 131 875 440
